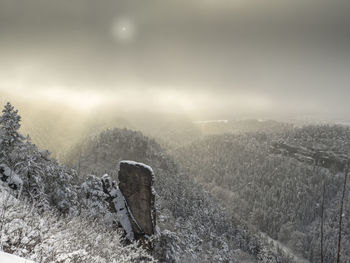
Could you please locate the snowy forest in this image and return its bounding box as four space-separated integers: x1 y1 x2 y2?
1 101 350 262
1 0 350 262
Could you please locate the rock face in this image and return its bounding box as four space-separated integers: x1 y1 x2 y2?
118 161 156 237
271 141 349 172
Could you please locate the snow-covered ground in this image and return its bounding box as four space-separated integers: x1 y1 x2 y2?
0 251 34 263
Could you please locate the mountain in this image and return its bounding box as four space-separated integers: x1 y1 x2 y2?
1 102 294 262
0 94 293 162
0 95 201 159
64 127 294 262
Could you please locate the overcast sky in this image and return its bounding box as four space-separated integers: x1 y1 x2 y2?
0 0 350 119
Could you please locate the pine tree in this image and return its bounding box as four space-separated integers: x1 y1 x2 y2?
0 102 23 149
0 102 24 169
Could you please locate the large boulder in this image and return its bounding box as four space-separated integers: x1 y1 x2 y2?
118 161 156 237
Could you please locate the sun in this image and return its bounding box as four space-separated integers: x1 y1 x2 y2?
111 17 136 43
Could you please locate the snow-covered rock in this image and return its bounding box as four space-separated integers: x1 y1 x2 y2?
82 161 156 242
101 174 135 241
0 164 23 191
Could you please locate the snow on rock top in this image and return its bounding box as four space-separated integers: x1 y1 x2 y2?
0 251 35 263
119 160 154 175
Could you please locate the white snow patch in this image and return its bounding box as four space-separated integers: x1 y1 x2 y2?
113 188 134 241
120 160 154 175
0 251 35 263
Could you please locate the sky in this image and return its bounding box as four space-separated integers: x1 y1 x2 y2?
0 0 350 120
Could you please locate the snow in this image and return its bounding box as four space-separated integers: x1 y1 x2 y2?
119 160 154 175
113 188 135 241
0 251 35 263
101 173 135 241
0 164 23 190
0 164 12 178
260 233 309 263
8 174 23 189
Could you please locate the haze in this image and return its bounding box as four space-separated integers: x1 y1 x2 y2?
1 0 350 120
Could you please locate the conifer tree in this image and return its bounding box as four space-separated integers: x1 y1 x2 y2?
0 102 23 148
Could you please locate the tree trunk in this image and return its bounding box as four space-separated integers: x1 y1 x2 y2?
336 165 348 263
320 177 325 263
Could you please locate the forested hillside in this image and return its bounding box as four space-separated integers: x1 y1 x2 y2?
3 100 348 262
173 126 350 262
64 128 293 262
0 102 294 262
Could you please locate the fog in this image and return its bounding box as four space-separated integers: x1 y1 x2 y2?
1 0 350 120
3 3 350 262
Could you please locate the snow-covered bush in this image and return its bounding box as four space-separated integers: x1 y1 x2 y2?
0 186 155 263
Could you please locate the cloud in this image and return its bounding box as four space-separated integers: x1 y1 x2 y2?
0 0 349 119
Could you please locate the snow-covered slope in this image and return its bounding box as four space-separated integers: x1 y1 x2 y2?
0 185 154 263
0 251 34 263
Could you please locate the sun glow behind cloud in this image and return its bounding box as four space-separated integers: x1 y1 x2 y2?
0 84 103 112
0 82 271 117
38 88 103 111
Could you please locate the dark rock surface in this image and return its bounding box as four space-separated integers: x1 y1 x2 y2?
118 161 156 237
